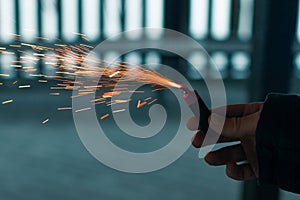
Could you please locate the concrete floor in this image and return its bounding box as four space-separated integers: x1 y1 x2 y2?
0 81 299 200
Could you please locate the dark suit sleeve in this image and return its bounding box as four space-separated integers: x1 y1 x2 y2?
256 93 300 194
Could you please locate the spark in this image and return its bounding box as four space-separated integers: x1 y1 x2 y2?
0 36 186 125
2 51 15 55
33 53 45 57
84 85 102 89
2 99 13 105
75 107 91 113
50 87 65 90
112 109 126 113
31 74 45 77
36 36 49 40
18 85 31 89
167 81 182 89
91 97 105 102
139 102 147 108
11 33 21 37
102 91 121 98
100 113 110 120
113 99 131 104
73 32 86 37
148 98 158 105
127 90 144 93
137 100 147 108
109 71 120 78
42 118 49 124
9 44 21 48
38 80 48 83
57 107 72 111
80 44 94 49
152 88 165 92
137 100 141 108
50 92 60 96
11 65 22 68
54 44 67 47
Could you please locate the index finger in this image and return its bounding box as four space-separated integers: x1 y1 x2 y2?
187 103 263 132
212 102 263 117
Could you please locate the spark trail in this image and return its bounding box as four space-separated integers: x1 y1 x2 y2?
0 35 182 121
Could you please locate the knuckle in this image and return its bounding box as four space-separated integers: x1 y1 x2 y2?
233 117 242 133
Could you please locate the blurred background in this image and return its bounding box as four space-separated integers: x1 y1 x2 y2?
0 0 300 199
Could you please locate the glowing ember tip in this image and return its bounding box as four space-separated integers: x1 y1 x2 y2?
167 81 182 89
178 84 190 94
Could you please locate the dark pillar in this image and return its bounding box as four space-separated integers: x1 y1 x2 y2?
37 0 43 74
230 0 240 39
14 0 21 78
245 0 298 200
164 0 189 34
163 0 190 75
57 0 63 40
249 0 299 101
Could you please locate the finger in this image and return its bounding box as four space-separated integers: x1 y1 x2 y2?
204 144 246 166
241 137 259 177
187 103 263 131
213 102 263 117
191 130 205 148
187 116 198 131
210 111 261 138
187 116 210 131
226 162 256 181
191 130 238 148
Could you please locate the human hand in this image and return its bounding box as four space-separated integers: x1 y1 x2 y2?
187 102 263 181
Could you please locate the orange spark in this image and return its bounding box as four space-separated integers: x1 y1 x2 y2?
139 102 147 108
148 98 158 105
137 100 141 108
102 91 121 98
167 81 181 89
109 71 120 78
100 113 110 120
